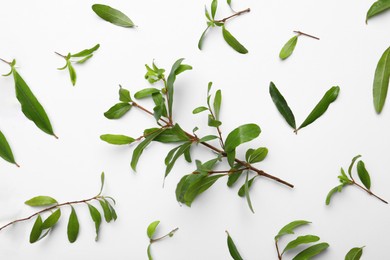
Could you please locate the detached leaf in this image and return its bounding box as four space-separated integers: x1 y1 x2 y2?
222 26 248 54
297 86 340 131
88 204 102 241
0 130 17 166
292 242 329 260
92 4 134 28
269 82 296 129
104 103 132 119
67 206 79 243
325 184 344 205
366 0 390 23
198 26 210 50
279 36 298 60
224 124 261 152
345 247 364 260
30 215 43 243
373 46 390 113
282 235 320 254
100 134 135 145
25 196 58 207
42 209 61 230
356 161 371 190
275 220 311 241
71 44 100 57
147 220 160 239
226 231 244 260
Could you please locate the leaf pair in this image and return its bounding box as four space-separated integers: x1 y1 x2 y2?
326 155 388 205
92 4 134 28
366 0 390 23
279 31 319 60
104 85 133 120
373 46 390 114
146 220 178 260
0 130 18 167
269 82 340 133
56 44 100 86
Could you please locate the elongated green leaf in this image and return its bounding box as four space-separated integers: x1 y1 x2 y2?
0 130 17 166
373 46 390 113
67 61 77 86
76 54 93 64
326 184 345 205
92 4 134 28
131 129 165 171
269 82 296 129
12 69 56 137
106 200 117 221
184 174 224 206
226 231 243 260
71 44 100 57
211 0 218 19
280 36 298 60
213 90 222 120
67 206 79 243
88 204 102 241
292 242 329 260
357 161 371 189
208 114 222 127
165 142 192 177
30 215 43 243
42 209 61 230
171 124 190 141
224 124 261 152
283 235 320 254
99 200 112 223
25 196 58 207
297 86 340 131
146 128 188 143
227 0 232 6
147 220 160 239
198 135 218 142
246 147 268 164
147 244 153 260
104 103 132 119
176 174 205 204
99 172 105 196
222 26 248 54
119 86 132 103
244 172 255 213
366 0 390 23
198 26 210 50
275 220 311 241
348 155 362 178
345 247 364 260
193 106 208 114
238 176 256 197
100 134 135 145
134 88 160 99
227 167 243 187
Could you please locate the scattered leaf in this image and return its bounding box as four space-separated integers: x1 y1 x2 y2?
92 4 134 28
275 220 311 241
373 46 390 113
25 196 58 207
345 246 364 260
366 0 390 23
226 231 244 260
222 26 248 54
100 134 135 145
279 35 298 60
269 82 296 129
292 242 329 260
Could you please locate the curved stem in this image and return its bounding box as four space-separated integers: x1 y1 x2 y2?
214 8 251 23
150 227 179 243
275 240 282 260
352 181 388 204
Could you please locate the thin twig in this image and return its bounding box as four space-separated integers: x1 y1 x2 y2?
214 8 250 23
0 58 11 65
275 240 282 260
54 52 67 59
293 31 320 40
150 228 179 243
352 181 388 204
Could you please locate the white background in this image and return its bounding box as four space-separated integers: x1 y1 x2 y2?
0 0 389 259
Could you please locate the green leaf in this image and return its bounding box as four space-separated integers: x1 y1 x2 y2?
0 130 17 166
100 134 135 145
282 235 320 254
205 6 212 21
184 174 224 206
292 242 329 260
29 215 43 243
104 102 132 119
25 196 58 207
208 114 222 127
246 147 268 164
147 244 153 260
373 46 390 113
99 200 113 223
227 0 232 7
119 86 132 103
213 89 222 120
348 155 362 178
198 26 210 50
98 172 105 196
226 231 244 260
67 61 77 86
222 26 248 54
88 204 102 241
275 220 311 241
67 206 79 243
76 54 93 64
211 0 218 19
198 135 219 142
12 68 56 137
42 209 61 230
71 44 100 57
356 161 371 190
106 200 117 221
131 128 165 171
238 176 256 197
165 142 192 178
134 88 160 99
325 184 345 205
224 124 261 152
227 167 243 187
269 82 296 129
244 172 255 213
297 86 340 131
193 106 208 114
366 0 390 23
92 4 134 28
279 36 298 60
171 124 190 141
345 247 364 260
227 150 236 167
147 220 160 239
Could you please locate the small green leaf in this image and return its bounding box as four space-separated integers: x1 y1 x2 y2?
238 176 256 197
99 172 105 196
208 114 222 127
98 200 112 223
67 206 79 243
222 26 248 54
292 242 329 260
92 4 134 28
213 89 222 120
106 200 117 221
297 86 340 132
244 172 255 213
282 235 320 254
71 44 100 58
119 86 132 103
0 130 17 166
100 134 135 145
348 155 362 178
193 106 208 114
198 135 219 142
325 184 345 205
25 196 58 207
205 6 212 21
226 231 244 260
373 46 390 113
147 220 160 239
279 36 298 60
356 161 371 190
275 220 311 241
75 54 93 64
227 167 243 187
67 61 77 86
345 246 364 260
29 215 43 243
269 82 296 129
147 244 153 260
247 147 268 164
134 88 160 99
198 26 210 50
42 209 61 230
88 204 102 241
211 0 218 19
366 0 390 23
104 103 132 119
224 124 261 152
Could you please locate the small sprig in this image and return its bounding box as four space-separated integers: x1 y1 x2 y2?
146 220 178 260
326 155 388 205
0 172 116 243
274 220 329 260
279 31 320 60
198 0 250 54
56 44 100 86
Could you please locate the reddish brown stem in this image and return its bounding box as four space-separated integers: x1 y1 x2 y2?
214 8 251 23
0 58 11 65
275 240 282 260
352 181 388 204
293 31 320 40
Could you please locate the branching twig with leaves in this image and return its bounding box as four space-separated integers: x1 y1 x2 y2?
146 220 178 260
